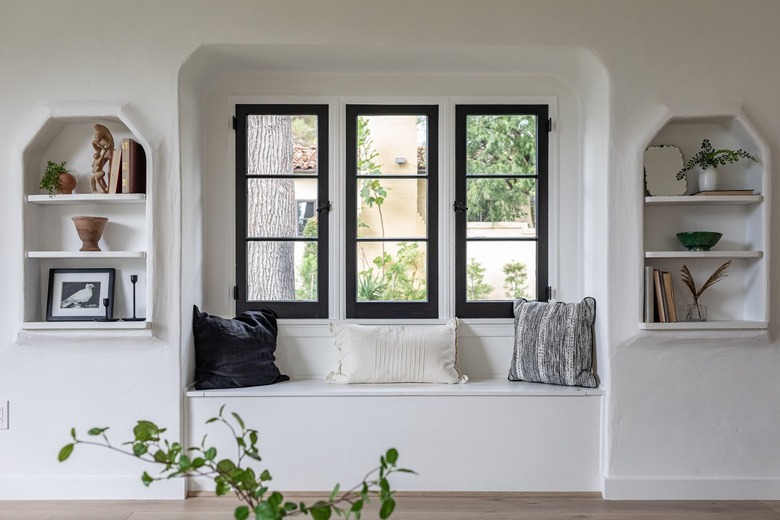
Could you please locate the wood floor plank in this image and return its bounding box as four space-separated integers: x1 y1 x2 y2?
1 495 779 519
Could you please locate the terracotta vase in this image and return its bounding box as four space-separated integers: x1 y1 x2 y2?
58 172 77 194
72 216 108 251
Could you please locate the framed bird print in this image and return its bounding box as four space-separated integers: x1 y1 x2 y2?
46 268 116 321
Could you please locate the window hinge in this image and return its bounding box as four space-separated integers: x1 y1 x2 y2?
317 201 332 214
545 286 552 301
453 201 468 213
547 118 553 133
233 285 239 301
232 116 237 130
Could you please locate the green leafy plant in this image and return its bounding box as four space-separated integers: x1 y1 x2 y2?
676 139 758 180
40 160 68 195
466 258 493 301
502 260 529 299
59 406 413 520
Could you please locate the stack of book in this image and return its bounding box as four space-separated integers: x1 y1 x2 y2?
107 138 147 194
644 266 677 322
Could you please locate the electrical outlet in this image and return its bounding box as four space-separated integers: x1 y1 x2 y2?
0 401 8 430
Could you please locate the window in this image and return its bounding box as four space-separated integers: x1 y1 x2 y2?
454 105 549 318
235 104 329 318
345 105 439 318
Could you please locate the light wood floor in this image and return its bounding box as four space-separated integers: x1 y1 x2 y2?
1 494 779 520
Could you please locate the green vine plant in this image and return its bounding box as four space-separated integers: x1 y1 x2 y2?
59 406 414 520
676 139 758 180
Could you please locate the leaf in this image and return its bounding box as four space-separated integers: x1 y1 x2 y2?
232 412 246 430
215 479 230 496
204 447 217 461
351 499 364 512
87 427 108 436
217 459 237 474
309 506 332 520
379 498 396 519
206 417 218 424
70 428 77 440
234 505 250 520
141 471 154 487
329 483 340 501
385 448 398 465
254 502 279 520
260 469 272 481
132 442 148 457
58 444 74 462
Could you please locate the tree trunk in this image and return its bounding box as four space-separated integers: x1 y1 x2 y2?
246 115 297 301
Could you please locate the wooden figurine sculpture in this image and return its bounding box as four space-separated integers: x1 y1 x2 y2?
90 124 114 193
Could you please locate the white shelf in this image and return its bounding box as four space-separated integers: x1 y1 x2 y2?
21 321 150 330
645 250 762 259
639 320 768 331
27 251 147 259
645 195 762 205
27 194 146 205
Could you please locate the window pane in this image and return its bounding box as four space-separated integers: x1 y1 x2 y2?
466 115 537 175
465 241 537 301
357 179 427 239
356 241 427 302
357 115 427 176
247 178 317 238
466 178 537 238
247 241 317 301
247 114 319 175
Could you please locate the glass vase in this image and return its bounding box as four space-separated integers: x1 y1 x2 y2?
685 303 707 322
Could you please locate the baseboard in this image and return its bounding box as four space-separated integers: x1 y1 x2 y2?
603 476 780 500
0 477 185 500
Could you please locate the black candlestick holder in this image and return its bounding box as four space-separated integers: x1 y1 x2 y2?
98 297 118 322
123 274 145 321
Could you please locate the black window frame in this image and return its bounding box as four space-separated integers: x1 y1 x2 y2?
235 104 329 318
345 104 439 319
454 104 549 318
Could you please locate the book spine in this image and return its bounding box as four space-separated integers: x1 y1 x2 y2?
662 271 677 322
654 269 667 322
644 266 654 322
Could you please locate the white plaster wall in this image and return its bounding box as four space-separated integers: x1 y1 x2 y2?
1 0 779 500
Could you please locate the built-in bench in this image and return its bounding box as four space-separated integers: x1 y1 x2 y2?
186 377 604 493
186 318 603 493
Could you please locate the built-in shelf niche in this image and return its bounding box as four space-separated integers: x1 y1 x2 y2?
642 113 770 330
21 109 152 328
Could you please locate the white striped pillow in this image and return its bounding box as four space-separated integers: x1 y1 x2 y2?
326 320 468 384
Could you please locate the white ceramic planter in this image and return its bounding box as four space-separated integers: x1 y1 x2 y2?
698 165 719 192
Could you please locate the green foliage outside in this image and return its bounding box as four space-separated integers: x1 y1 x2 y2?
465 115 536 225
466 258 493 301
355 116 426 302
502 260 530 299
59 406 413 520
296 218 318 301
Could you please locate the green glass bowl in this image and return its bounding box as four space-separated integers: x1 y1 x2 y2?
676 231 722 251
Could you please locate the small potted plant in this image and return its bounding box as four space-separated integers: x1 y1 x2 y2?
40 160 77 195
676 139 758 192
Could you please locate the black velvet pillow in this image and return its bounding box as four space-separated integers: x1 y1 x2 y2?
193 305 289 390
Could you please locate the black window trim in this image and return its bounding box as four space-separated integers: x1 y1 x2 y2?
345 104 439 319
454 104 549 318
235 104 329 319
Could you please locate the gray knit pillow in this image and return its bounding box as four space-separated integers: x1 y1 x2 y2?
508 297 598 388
